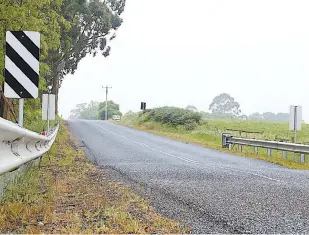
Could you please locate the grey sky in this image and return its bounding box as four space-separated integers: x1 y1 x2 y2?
59 0 309 121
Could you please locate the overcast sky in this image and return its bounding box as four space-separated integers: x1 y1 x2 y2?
59 0 309 121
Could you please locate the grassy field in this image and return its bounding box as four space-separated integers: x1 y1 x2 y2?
119 114 309 170
0 121 187 233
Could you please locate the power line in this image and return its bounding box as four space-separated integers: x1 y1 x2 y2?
102 85 112 120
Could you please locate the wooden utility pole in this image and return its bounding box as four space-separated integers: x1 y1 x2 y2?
102 85 112 120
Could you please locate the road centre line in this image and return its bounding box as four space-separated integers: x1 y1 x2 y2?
91 121 284 183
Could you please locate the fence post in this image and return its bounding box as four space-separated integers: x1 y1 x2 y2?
229 144 232 150
267 148 271 157
300 154 305 164
238 144 242 152
254 146 258 154
282 151 287 160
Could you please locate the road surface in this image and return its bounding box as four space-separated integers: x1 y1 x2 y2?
68 120 309 233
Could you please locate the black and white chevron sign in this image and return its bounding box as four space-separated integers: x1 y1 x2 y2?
4 31 40 98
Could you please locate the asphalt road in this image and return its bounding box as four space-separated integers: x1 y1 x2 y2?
68 120 309 233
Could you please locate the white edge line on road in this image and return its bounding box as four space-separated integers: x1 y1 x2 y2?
91 122 284 183
216 166 284 183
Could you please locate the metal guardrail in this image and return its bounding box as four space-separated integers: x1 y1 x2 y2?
222 133 309 163
225 128 264 136
0 117 59 175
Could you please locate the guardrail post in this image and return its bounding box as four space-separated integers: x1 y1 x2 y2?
282 151 287 160
254 146 258 154
267 148 271 157
222 134 232 149
238 144 242 152
300 154 305 164
228 144 232 150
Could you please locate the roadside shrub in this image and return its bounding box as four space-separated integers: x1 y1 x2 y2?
146 107 202 128
184 120 198 131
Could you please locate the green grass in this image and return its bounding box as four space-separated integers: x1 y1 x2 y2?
24 120 58 134
200 119 309 143
0 121 187 233
119 114 309 170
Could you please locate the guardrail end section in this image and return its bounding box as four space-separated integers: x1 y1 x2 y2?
222 133 232 148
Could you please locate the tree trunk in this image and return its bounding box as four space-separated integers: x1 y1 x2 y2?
0 86 10 120
0 96 10 120
1 19 9 119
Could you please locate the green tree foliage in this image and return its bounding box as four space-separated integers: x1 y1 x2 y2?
0 0 126 122
69 100 122 120
125 110 134 116
0 0 64 84
145 106 202 129
262 112 277 122
200 111 213 119
185 105 198 112
239 114 248 120
69 101 100 119
0 0 65 123
248 112 263 120
209 93 241 117
206 112 237 119
98 100 122 120
248 112 290 122
276 113 289 122
45 0 126 91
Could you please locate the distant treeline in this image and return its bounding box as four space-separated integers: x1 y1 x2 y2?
200 111 290 122
184 93 292 123
69 101 122 120
247 112 289 122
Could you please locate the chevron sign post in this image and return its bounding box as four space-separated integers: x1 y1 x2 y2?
4 31 40 126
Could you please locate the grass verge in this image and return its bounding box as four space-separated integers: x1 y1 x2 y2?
0 121 187 233
118 116 309 170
